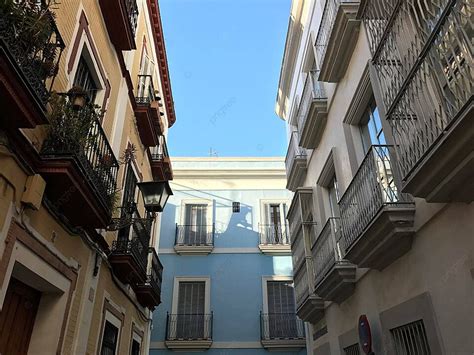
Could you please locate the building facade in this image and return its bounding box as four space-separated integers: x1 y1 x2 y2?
150 158 307 354
0 0 174 354
276 0 473 354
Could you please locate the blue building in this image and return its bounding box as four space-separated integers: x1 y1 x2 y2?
150 158 307 355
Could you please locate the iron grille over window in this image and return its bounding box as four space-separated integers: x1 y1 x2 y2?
101 321 118 355
232 202 240 213
343 343 360 355
390 320 431 355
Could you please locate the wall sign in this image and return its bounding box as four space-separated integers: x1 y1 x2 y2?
358 314 373 354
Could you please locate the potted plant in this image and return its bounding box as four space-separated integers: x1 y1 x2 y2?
67 86 88 110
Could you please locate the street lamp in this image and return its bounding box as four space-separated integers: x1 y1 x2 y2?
137 181 173 213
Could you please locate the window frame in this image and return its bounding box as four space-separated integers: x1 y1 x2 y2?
261 276 294 314
171 276 211 316
180 199 213 227
99 309 122 355
259 199 290 228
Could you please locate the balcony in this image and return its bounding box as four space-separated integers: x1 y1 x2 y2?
109 211 152 284
0 3 64 128
285 132 307 191
294 261 325 324
38 97 119 228
149 135 173 181
338 145 415 270
260 313 305 351
360 0 473 202
315 0 361 82
297 70 328 149
258 223 291 255
134 75 162 147
165 313 213 351
99 0 138 50
312 218 355 304
174 224 214 255
135 247 163 310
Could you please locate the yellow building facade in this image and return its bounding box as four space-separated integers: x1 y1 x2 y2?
0 0 175 354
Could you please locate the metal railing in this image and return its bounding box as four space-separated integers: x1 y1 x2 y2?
136 74 156 104
125 0 139 36
0 3 65 106
150 135 169 161
41 99 119 209
260 313 305 340
311 217 343 287
315 0 356 67
259 224 290 245
166 313 213 340
294 263 309 307
297 70 327 131
175 224 215 246
291 229 306 271
285 131 307 174
338 145 412 254
146 247 163 294
361 0 473 179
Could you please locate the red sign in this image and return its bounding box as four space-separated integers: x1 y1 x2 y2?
358 314 372 354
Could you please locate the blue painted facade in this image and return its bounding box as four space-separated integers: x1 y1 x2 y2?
150 159 306 355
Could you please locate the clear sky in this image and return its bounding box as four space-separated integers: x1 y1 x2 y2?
160 0 291 157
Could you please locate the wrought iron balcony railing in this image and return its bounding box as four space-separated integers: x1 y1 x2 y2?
260 313 305 340
297 70 327 130
150 135 170 161
126 0 139 37
259 224 290 245
175 224 215 246
315 0 354 67
136 74 156 105
147 247 163 293
166 313 213 341
0 3 64 106
360 0 473 179
294 262 311 308
311 217 343 287
285 131 307 174
41 98 119 210
338 145 412 253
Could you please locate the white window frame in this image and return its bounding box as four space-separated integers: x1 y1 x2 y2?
180 199 213 226
171 276 211 315
259 199 290 228
261 275 294 314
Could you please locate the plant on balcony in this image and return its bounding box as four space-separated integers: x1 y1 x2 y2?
0 0 61 81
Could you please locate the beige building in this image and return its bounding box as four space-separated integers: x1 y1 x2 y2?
0 0 174 354
276 0 473 354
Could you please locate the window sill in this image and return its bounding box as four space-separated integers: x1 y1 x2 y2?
174 245 214 255
261 339 306 351
165 339 213 351
258 244 291 255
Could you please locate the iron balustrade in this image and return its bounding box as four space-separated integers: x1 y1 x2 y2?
260 313 305 340
360 0 473 179
125 0 139 37
285 131 307 174
136 74 156 104
146 247 163 294
166 313 213 340
259 224 290 245
291 230 306 272
175 224 215 246
150 135 169 161
0 3 65 106
297 70 327 131
338 145 412 254
41 100 119 209
311 217 343 287
294 263 310 308
315 0 356 67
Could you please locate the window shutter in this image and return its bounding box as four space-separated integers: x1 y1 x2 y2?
267 281 296 314
178 281 205 314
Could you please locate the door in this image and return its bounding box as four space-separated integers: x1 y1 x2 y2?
184 204 208 245
0 278 41 355
267 281 298 338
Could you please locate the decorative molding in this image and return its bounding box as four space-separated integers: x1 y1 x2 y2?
317 148 336 187
343 64 372 124
258 244 292 255
174 245 213 255
151 341 264 349
159 247 261 254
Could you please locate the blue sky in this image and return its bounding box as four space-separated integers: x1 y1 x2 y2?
160 0 291 157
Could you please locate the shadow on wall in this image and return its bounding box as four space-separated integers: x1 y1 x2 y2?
215 203 259 248
159 202 177 249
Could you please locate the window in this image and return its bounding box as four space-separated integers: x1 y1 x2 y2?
261 201 288 244
174 281 209 339
264 280 301 339
130 339 140 355
390 320 431 355
359 100 385 154
118 163 138 241
232 202 240 213
73 57 98 103
101 321 119 355
343 343 361 355
184 204 208 245
327 174 340 218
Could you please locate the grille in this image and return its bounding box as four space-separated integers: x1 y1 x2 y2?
390 320 431 355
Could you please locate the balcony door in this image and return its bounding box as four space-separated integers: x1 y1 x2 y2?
118 163 138 242
184 204 208 245
267 281 298 338
263 202 287 244
176 281 206 339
